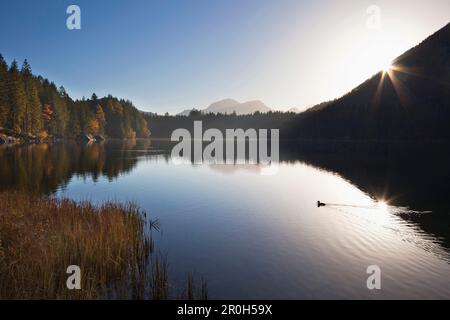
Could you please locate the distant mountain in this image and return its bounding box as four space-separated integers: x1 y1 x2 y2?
288 22 450 140
287 107 301 113
204 99 241 114
177 98 272 116
232 100 271 115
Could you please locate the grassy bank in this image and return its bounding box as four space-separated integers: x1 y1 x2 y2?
0 191 207 299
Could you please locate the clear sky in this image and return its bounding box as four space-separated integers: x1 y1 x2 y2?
0 0 449 113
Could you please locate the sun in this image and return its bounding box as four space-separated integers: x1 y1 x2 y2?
382 62 393 73
376 200 391 215
377 200 388 210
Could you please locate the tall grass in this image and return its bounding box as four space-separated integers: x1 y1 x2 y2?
0 191 207 300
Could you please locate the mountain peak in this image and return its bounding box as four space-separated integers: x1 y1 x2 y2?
205 99 240 112
175 98 272 116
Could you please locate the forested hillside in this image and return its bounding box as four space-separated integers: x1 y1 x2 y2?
0 55 150 141
285 22 450 140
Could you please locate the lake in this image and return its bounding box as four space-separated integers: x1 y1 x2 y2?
1 140 449 299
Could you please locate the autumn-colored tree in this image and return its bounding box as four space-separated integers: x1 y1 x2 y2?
42 104 53 133
87 117 100 135
95 105 106 135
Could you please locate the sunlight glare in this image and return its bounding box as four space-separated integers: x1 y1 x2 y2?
377 200 389 212
382 62 393 73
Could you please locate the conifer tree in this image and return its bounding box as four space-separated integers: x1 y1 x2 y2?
49 85 69 136
0 54 9 129
21 60 42 134
8 60 27 134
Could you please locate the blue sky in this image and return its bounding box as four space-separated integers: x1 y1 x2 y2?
1 0 449 113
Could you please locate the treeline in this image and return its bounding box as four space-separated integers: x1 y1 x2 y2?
143 111 296 138
0 54 150 140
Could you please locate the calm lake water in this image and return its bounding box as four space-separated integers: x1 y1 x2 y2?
1 140 450 299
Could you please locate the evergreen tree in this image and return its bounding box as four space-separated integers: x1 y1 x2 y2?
21 60 42 134
59 86 68 99
8 60 27 135
0 54 9 129
67 102 81 137
50 84 69 136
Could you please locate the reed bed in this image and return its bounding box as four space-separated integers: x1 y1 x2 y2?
0 191 207 300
